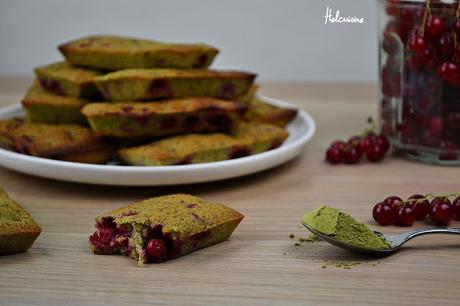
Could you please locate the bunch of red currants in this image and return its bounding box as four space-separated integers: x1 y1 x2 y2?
373 193 460 227
326 118 390 165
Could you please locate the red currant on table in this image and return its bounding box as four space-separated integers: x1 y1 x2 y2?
397 206 415 227
384 196 403 209
453 196 460 220
344 146 362 164
407 194 430 220
330 140 346 150
325 119 390 165
371 193 460 227
430 200 453 226
366 145 386 162
326 147 344 164
373 202 396 225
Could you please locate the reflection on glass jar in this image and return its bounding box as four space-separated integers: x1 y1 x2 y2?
379 0 460 165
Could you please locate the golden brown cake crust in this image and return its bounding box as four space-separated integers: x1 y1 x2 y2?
98 194 244 239
245 97 298 128
117 122 289 166
22 80 90 108
0 188 41 255
59 35 219 70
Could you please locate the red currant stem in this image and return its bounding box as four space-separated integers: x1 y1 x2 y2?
363 117 377 136
421 0 431 36
394 192 460 208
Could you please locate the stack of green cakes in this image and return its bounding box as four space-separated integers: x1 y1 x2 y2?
2 35 299 165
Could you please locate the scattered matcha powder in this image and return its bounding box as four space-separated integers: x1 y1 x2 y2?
321 261 380 270
292 233 321 247
301 206 391 250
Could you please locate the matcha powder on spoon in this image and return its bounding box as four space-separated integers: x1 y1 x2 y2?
302 206 391 250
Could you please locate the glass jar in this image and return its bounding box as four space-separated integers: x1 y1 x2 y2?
378 0 460 165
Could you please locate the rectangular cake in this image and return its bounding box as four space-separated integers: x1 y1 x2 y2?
59 35 219 70
0 188 41 255
245 97 298 128
81 98 247 138
93 68 256 101
89 194 244 265
0 118 24 150
22 81 89 124
34 61 102 99
118 122 288 166
0 118 113 163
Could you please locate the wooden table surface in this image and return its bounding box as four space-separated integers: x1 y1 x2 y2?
0 79 459 306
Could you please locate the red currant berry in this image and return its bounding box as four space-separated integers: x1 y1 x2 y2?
430 201 453 226
431 197 452 207
397 206 415 226
326 146 344 164
359 137 374 154
408 34 427 54
438 33 454 60
330 140 346 150
454 19 460 37
407 194 430 220
366 144 386 162
384 196 403 209
425 16 445 41
344 146 362 164
453 196 460 220
373 202 396 225
373 135 390 152
439 62 460 82
146 239 168 260
347 136 362 148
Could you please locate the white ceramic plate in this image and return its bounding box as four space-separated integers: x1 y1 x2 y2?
0 96 315 186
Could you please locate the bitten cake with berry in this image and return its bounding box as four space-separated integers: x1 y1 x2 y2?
82 98 247 138
93 68 256 101
59 35 219 70
34 61 103 99
89 194 244 265
0 188 41 255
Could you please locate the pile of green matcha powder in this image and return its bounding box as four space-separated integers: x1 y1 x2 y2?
302 206 391 250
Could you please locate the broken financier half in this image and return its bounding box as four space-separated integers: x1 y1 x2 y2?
89 194 244 265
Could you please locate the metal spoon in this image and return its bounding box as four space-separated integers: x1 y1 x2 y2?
302 222 460 254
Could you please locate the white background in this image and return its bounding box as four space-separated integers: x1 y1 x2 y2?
0 0 378 83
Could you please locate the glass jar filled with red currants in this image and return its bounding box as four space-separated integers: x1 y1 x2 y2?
379 0 460 164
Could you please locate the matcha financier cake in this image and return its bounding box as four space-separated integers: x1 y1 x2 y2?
118 123 288 166
59 35 219 70
245 96 298 128
82 98 246 138
22 81 90 124
89 194 244 265
0 117 24 150
0 118 114 164
34 61 102 99
93 69 256 101
0 188 41 255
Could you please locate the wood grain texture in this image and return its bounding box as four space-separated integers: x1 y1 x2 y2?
0 78 459 306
